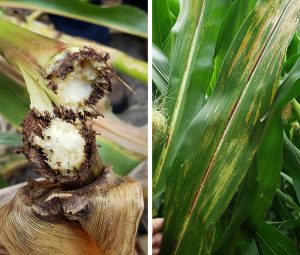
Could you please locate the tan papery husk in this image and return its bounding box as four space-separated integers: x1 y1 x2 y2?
0 166 144 255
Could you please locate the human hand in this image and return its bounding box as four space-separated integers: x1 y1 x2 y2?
152 218 164 255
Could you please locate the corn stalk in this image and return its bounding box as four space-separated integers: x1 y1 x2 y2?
0 16 147 174
0 15 148 156
14 16 148 84
0 19 144 254
0 70 145 176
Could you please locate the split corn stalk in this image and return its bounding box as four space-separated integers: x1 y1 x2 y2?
0 19 144 254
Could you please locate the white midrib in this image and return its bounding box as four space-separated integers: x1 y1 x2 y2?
153 0 207 190
171 0 294 253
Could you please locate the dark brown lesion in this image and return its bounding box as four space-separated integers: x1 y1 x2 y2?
46 46 113 116
48 46 109 80
21 110 103 187
21 166 120 222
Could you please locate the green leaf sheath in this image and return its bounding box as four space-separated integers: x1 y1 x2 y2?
152 44 169 95
0 19 66 69
160 0 300 254
153 0 231 198
112 55 148 84
0 0 147 38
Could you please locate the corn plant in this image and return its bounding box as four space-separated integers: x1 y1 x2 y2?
153 0 300 254
0 1 148 176
0 15 147 176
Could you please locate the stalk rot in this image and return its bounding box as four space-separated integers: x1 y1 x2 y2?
0 19 143 254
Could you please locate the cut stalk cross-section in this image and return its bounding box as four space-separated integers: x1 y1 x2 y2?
0 19 112 118
21 111 103 185
0 19 111 184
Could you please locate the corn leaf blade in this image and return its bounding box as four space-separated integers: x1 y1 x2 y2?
255 222 297 255
210 0 257 90
283 133 300 203
153 0 172 47
161 1 300 254
153 0 232 198
0 0 147 38
249 112 283 226
0 73 29 129
152 43 169 95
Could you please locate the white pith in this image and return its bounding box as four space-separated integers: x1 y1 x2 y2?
33 118 86 175
53 61 99 107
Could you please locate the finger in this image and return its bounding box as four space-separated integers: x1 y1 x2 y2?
152 247 160 255
152 233 163 247
152 218 164 233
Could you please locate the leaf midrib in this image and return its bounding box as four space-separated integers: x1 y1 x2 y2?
153 0 207 190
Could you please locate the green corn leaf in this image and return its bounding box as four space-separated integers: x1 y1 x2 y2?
161 1 300 254
0 174 7 188
235 239 260 255
161 34 172 56
215 159 259 254
249 111 283 226
0 0 147 38
153 0 172 47
168 0 179 18
0 132 22 147
287 33 300 59
97 136 144 176
210 0 257 90
273 195 296 223
282 53 300 74
283 133 300 203
152 43 169 95
275 188 300 212
267 219 300 229
0 153 27 177
153 0 231 199
0 73 29 129
255 222 297 255
264 58 300 120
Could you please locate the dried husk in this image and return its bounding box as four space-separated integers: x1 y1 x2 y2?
0 167 144 255
0 182 101 255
